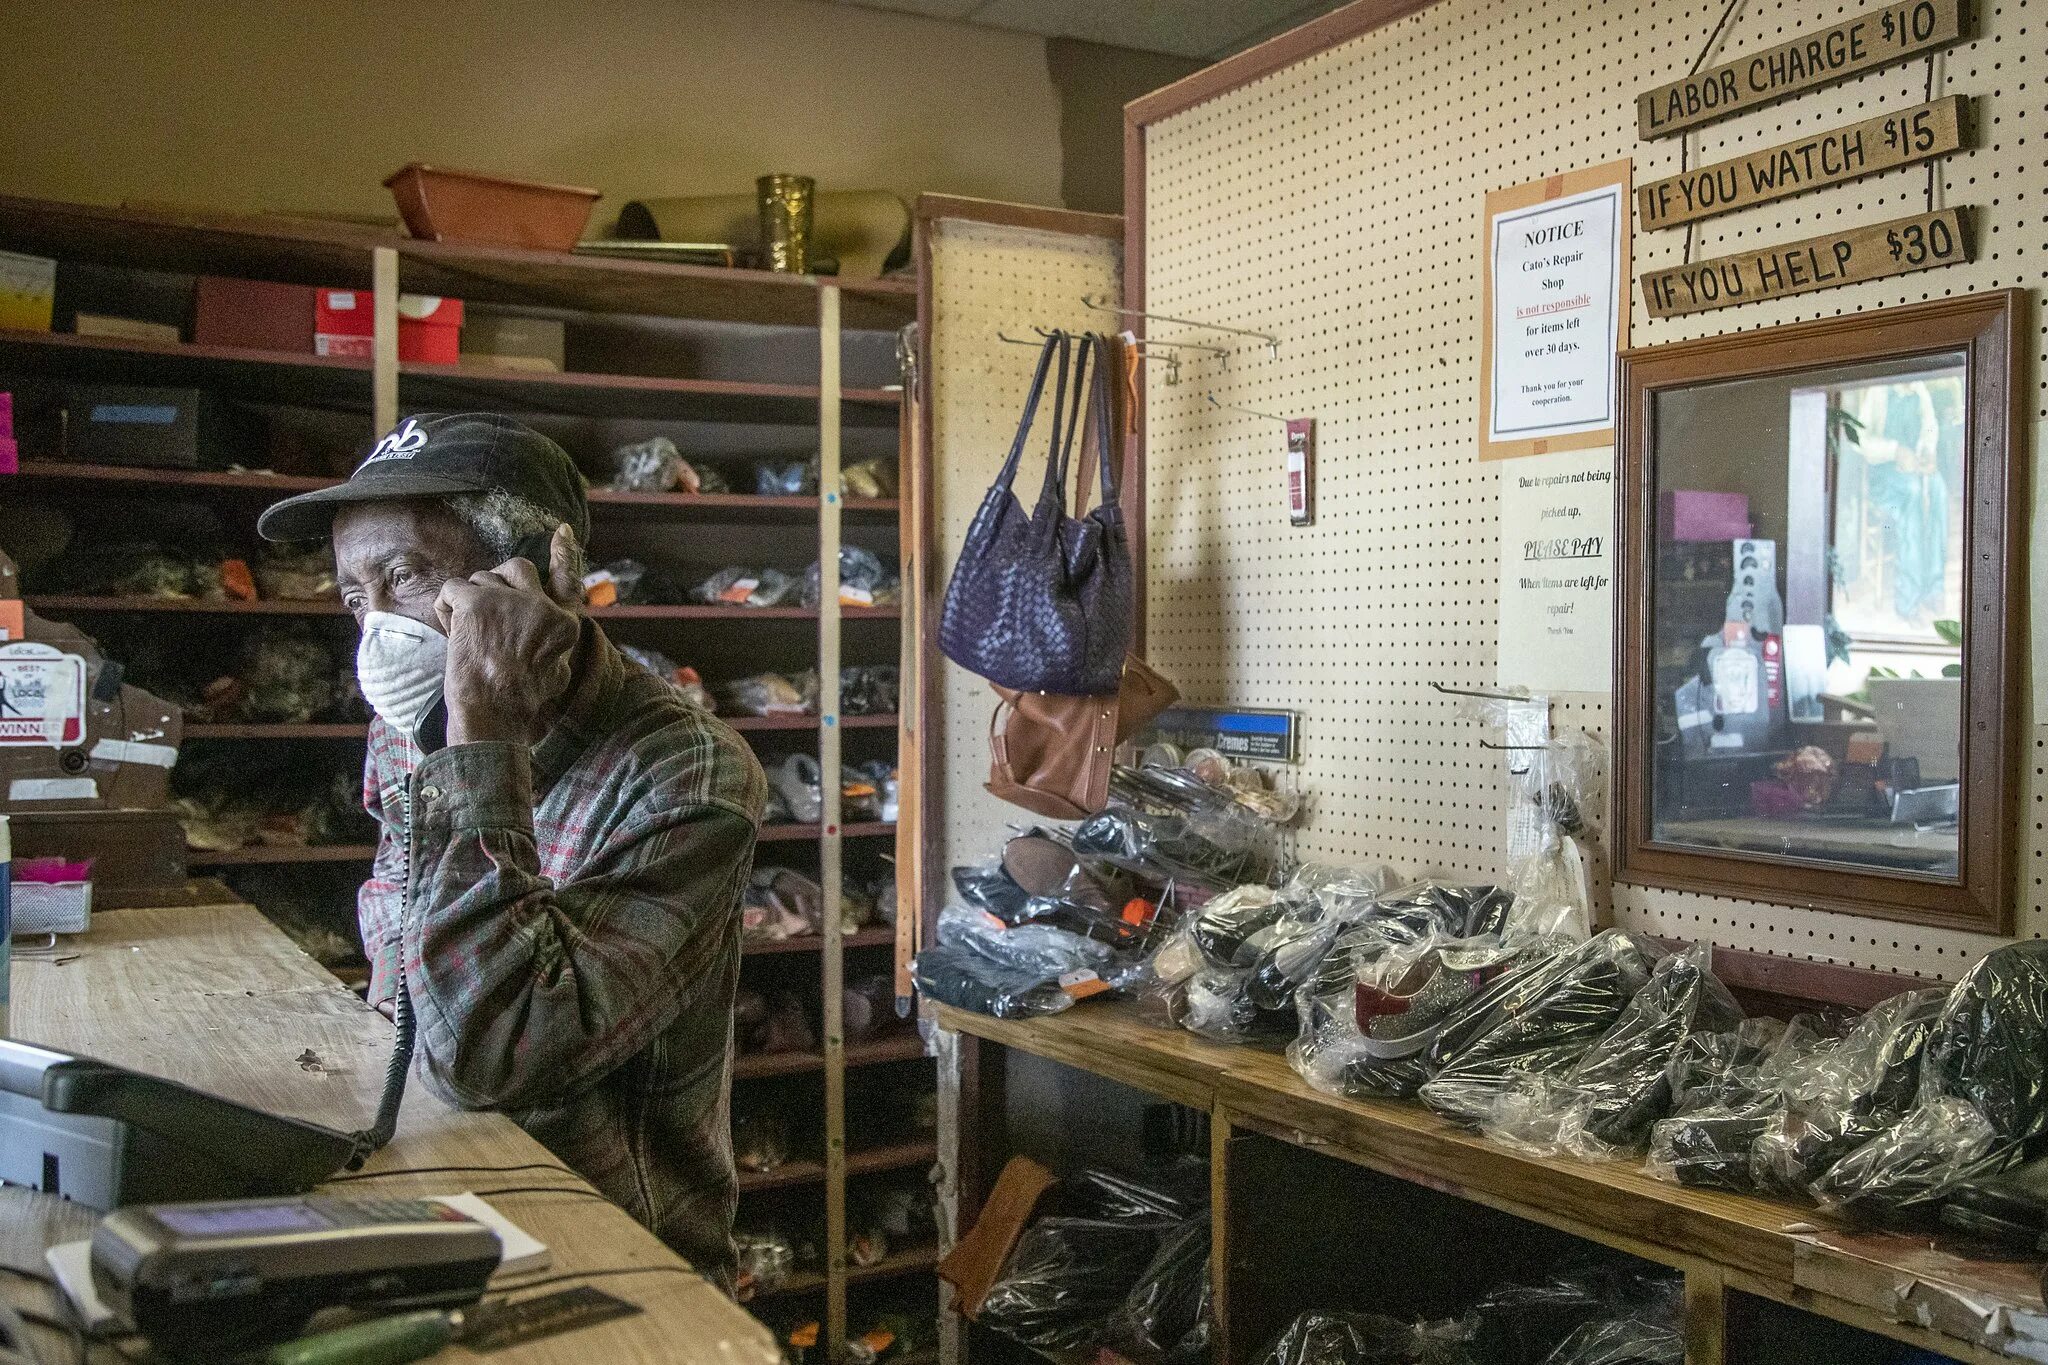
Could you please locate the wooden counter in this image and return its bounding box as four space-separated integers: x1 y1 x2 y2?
936 1001 2048 1365
0 898 782 1365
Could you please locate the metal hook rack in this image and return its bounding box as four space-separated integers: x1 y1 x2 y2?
1081 294 1279 356
1430 681 1534 703
995 327 1189 384
1206 393 1289 424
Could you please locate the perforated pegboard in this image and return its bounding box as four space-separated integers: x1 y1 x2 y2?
926 218 1124 874
1140 0 2046 983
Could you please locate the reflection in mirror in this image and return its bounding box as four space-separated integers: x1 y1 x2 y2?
1649 351 1967 880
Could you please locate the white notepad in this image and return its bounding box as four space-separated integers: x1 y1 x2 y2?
46 1193 551 1331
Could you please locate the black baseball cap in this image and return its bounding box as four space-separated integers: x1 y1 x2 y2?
257 412 590 545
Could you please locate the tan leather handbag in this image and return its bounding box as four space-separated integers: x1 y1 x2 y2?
985 653 1179 820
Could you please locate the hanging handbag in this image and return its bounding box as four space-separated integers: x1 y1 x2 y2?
940 331 1134 695
985 652 1180 821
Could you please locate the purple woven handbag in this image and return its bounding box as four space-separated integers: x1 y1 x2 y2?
939 332 1133 695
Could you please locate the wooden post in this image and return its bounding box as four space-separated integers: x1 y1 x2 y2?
1210 1105 1233 1365
370 246 398 435
1684 1264 1728 1365
819 283 848 1361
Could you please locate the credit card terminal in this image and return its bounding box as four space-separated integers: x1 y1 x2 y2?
92 1196 501 1358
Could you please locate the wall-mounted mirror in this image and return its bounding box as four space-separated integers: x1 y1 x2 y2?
1615 291 2024 933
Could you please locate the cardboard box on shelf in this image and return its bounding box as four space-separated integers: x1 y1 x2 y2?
460 312 564 372
316 290 463 364
0 250 56 332
194 276 317 353
66 384 258 470
73 314 182 346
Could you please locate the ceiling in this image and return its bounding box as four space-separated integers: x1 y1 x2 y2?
830 0 1354 60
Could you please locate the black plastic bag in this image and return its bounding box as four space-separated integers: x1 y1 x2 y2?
953 861 1032 922
978 1217 1170 1350
1252 1312 1433 1365
979 1166 1200 1353
1448 1267 1683 1365
1749 989 1946 1195
1810 1097 2005 1227
1561 942 1743 1148
1111 1217 1211 1365
1061 1164 1210 1223
1187 886 1289 968
912 941 1073 1020
1924 940 2048 1151
1420 932 1660 1129
1460 1272 1616 1365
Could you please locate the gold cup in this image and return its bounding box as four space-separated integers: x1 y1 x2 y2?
757 174 816 274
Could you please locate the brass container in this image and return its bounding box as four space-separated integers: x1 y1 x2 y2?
756 173 816 274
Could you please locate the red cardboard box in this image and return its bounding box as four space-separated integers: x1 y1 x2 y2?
194 276 316 353
315 290 463 364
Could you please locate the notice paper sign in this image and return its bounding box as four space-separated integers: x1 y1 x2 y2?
1480 161 1632 461
1498 448 1614 694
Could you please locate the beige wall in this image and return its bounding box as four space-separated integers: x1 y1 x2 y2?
1046 39 1203 214
0 0 1064 227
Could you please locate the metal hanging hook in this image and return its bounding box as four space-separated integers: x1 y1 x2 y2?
1131 338 1231 367
1430 681 1535 702
1082 294 1278 355
1206 393 1287 424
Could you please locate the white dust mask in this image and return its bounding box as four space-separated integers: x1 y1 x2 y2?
356 610 449 734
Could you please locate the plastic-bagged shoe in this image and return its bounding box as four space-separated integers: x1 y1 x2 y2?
769 754 823 824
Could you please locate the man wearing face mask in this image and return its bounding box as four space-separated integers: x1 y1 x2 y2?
257 413 764 1290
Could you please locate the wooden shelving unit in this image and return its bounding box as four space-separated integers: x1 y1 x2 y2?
0 193 931 1359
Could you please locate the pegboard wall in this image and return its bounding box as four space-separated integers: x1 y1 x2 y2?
926 218 1123 874
1140 0 2046 982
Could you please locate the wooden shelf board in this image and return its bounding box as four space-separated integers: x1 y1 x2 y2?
0 328 372 409
9 460 337 495
24 595 897 622
27 595 348 615
743 928 897 956
10 463 900 521
733 1140 951 1199
186 844 376 867
732 1032 922 1080
845 1033 927 1069
756 823 899 843
845 1139 939 1179
736 1159 826 1193
0 333 898 427
398 360 900 426
750 1246 938 1302
0 193 918 330
183 722 370 739
732 1049 824 1080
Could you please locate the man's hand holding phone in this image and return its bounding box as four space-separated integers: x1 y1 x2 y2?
435 523 584 747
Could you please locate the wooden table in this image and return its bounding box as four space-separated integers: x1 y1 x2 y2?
0 897 782 1365
937 1001 2048 1365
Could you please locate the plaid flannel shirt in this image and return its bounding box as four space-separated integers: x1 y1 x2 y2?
358 620 764 1287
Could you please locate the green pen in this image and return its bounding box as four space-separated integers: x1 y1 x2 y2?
265 1286 642 1365
265 1308 462 1365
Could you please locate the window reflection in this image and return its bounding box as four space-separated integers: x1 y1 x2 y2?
1649 353 1967 880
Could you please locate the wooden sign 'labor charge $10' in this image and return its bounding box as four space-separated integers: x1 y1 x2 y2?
1637 0 1964 140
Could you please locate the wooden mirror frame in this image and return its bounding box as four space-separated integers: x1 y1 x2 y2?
1614 289 2026 935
